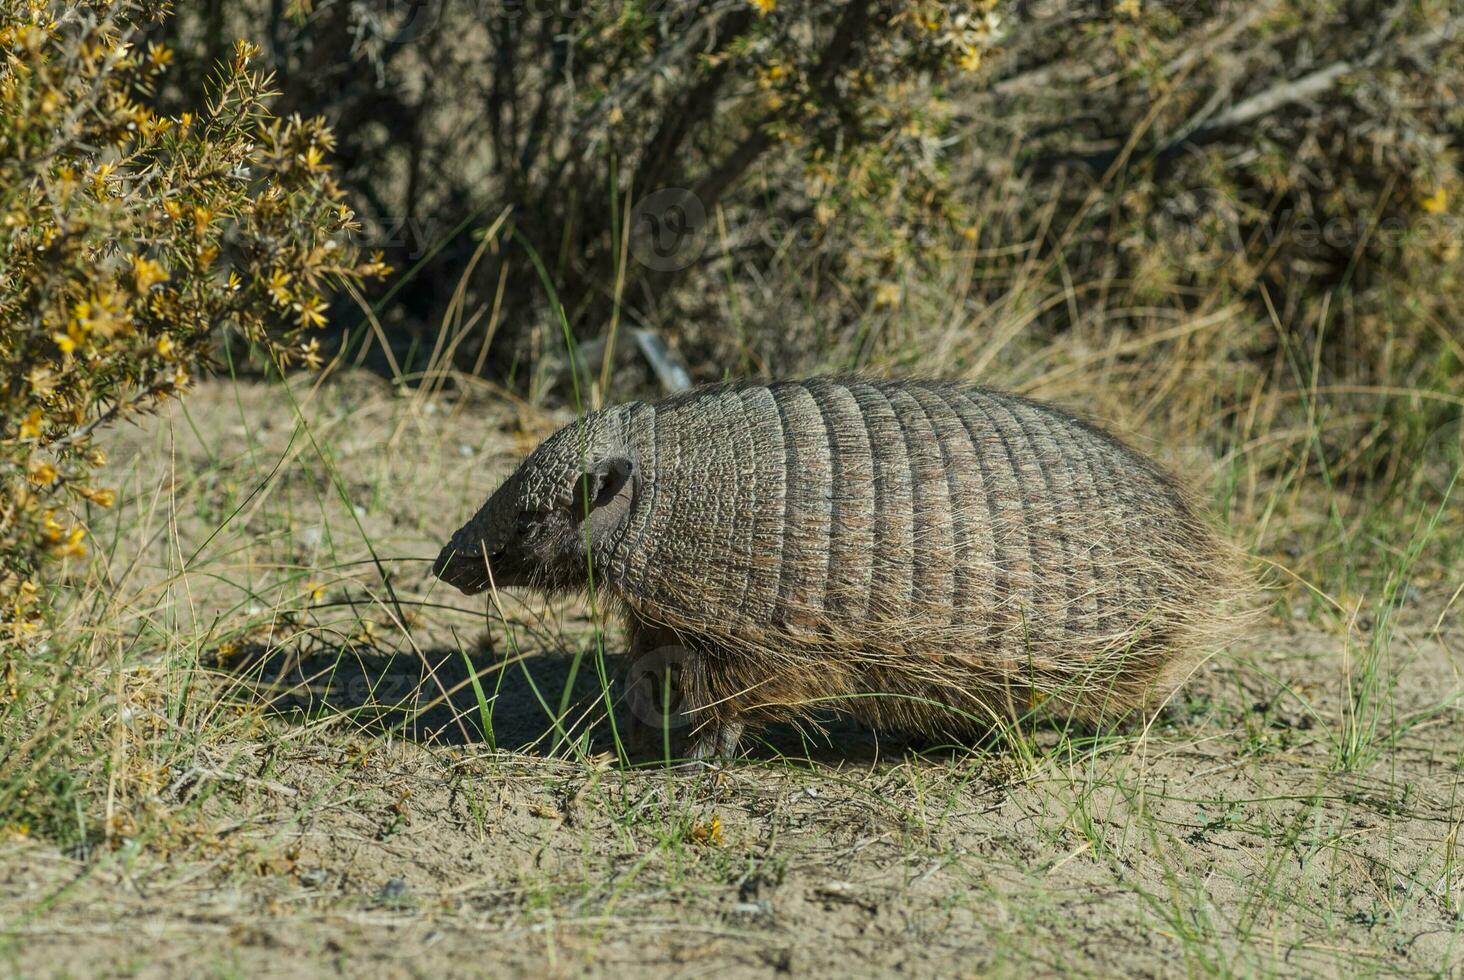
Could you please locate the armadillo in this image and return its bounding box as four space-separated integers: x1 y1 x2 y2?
433 378 1242 760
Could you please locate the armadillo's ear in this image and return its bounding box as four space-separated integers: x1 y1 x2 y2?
575 456 636 524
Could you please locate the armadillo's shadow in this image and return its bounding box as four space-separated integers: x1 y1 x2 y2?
217 640 612 750
214 640 956 764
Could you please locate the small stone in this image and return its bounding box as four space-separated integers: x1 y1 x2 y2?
378 878 410 904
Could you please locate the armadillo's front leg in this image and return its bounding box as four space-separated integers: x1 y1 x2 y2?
686 717 746 762
624 618 745 763
623 622 676 756
673 641 746 762
624 618 713 759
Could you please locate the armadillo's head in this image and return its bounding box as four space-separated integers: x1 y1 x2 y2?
432 408 638 596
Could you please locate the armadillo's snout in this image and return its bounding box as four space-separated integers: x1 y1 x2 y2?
433 523 531 593
432 536 493 595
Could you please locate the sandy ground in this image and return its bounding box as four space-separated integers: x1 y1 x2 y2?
3 374 1461 978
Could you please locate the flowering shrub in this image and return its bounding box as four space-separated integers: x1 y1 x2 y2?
0 0 386 643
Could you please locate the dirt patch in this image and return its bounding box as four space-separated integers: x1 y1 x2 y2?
4 375 1461 977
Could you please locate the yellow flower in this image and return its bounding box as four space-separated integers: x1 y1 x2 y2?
359 252 392 279
688 815 723 846
299 338 324 370
958 46 984 73
71 291 125 339
1421 186 1449 214
18 409 42 440
91 162 116 192
300 144 326 172
78 487 116 508
140 115 172 140
294 295 327 329
267 270 293 306
749 0 775 15
1115 0 1142 17
52 325 81 353
303 581 326 602
11 25 43 53
49 525 86 559
146 42 173 70
874 282 902 308
156 335 175 357
132 255 169 291
233 39 261 69
27 460 57 485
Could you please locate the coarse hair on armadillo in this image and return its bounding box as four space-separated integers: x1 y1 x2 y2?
454 377 1249 739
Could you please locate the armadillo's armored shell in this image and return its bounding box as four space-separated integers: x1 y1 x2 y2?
592 378 1236 723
